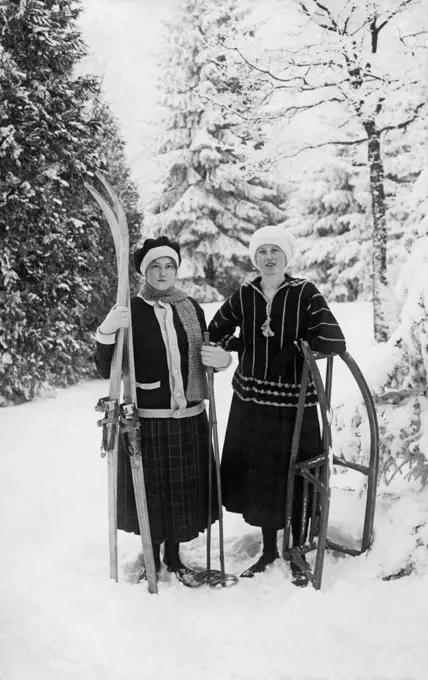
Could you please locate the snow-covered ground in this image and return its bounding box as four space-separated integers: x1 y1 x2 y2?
1 301 428 680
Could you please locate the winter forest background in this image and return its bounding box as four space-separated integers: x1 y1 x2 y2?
2 3 428 677
1 1 428 491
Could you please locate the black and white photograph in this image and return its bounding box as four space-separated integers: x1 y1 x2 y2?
1 0 428 678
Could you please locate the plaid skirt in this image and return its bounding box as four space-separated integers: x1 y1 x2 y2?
221 395 322 532
117 411 218 544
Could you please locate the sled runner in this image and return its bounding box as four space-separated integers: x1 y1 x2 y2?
282 341 379 590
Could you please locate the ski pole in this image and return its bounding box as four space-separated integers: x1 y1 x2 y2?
205 333 213 575
195 333 238 589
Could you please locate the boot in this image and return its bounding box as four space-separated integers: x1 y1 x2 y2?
137 543 161 583
240 552 279 578
163 541 203 589
240 529 279 578
163 541 184 570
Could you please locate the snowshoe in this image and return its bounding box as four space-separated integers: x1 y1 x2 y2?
169 565 205 588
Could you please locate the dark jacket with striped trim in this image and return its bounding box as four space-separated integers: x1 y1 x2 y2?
95 295 207 411
208 275 346 408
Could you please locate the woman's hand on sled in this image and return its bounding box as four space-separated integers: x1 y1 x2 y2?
201 344 231 370
99 305 130 335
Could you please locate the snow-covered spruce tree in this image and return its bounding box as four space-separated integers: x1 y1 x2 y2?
144 0 288 301
382 108 428 286
286 106 427 304
286 144 372 301
0 1 141 405
332 167 428 488
238 0 427 341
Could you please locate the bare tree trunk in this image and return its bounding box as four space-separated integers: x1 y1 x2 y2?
364 120 389 342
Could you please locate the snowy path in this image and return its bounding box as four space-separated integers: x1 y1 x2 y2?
1 302 428 680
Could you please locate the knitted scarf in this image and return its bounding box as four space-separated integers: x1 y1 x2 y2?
140 282 208 402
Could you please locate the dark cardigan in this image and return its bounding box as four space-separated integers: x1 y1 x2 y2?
95 294 215 542
95 295 207 410
208 275 346 407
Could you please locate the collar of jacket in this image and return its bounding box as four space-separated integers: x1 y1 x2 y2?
248 275 292 299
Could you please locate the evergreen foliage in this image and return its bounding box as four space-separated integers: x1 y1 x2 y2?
332 167 428 488
382 112 428 285
287 109 427 303
237 0 427 340
145 0 288 301
0 0 141 405
287 146 372 301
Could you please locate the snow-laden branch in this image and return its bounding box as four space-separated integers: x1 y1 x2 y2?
375 388 428 405
378 101 427 135
190 88 254 122
376 0 417 32
265 96 347 120
230 45 308 84
342 3 357 34
283 136 368 158
299 1 339 33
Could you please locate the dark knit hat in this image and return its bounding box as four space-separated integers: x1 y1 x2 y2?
133 236 181 275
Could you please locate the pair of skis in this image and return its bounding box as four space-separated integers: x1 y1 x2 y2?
87 173 158 594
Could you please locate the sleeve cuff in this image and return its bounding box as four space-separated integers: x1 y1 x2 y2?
96 327 116 345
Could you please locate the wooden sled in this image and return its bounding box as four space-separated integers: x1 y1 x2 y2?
282 341 379 590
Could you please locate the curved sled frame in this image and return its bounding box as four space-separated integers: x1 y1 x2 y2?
282 341 379 590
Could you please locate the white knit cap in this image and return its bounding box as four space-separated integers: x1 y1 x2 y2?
140 246 180 276
249 225 296 269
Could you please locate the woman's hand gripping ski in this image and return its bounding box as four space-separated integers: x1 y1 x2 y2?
201 343 231 370
99 305 130 335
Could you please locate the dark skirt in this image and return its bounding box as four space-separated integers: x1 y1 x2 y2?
117 411 218 544
221 395 322 533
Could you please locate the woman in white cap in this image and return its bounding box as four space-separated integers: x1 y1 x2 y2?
95 236 231 586
208 225 346 582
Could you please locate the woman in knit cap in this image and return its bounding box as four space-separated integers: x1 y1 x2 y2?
208 225 346 583
95 236 231 587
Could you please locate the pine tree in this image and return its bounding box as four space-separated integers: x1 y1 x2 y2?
237 0 427 341
286 145 372 301
145 0 288 300
0 1 141 404
382 108 427 284
286 105 427 305
332 167 428 488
